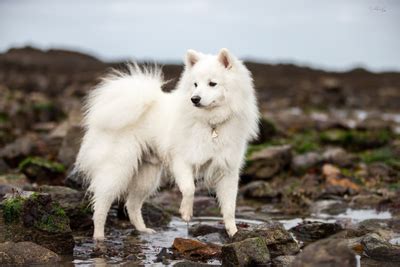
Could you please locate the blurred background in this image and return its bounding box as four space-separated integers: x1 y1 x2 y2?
0 0 400 266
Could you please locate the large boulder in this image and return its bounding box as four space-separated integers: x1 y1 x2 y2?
361 233 400 262
244 145 292 180
290 221 343 245
0 192 74 254
222 237 270 266
231 221 299 258
0 241 60 265
291 238 356 267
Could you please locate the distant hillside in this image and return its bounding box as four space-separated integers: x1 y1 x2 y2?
1 47 399 111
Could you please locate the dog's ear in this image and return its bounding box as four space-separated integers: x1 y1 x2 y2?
185 49 200 68
218 48 233 69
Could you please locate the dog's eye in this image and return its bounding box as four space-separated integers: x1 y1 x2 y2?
194 82 198 87
209 82 217 87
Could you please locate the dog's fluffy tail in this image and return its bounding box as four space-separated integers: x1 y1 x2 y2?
83 63 164 131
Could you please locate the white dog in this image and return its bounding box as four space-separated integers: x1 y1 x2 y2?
75 48 259 240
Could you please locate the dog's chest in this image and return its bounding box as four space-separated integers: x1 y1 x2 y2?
178 125 225 164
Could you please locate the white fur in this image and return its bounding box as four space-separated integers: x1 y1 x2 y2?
75 49 259 240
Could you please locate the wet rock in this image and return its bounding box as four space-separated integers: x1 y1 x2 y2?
0 192 74 254
291 152 322 173
142 202 172 228
0 184 17 201
222 237 270 266
172 238 221 261
252 117 277 144
0 134 37 167
290 221 343 244
117 201 171 228
0 173 29 187
322 147 355 167
193 196 220 217
189 223 227 237
231 221 299 257
65 168 86 189
18 156 66 184
57 124 82 167
272 255 295 267
0 159 9 174
244 145 292 180
174 260 220 267
197 233 228 245
35 185 92 230
241 180 280 199
361 233 400 262
291 238 356 267
0 241 60 264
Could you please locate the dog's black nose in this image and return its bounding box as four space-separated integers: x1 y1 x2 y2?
191 96 201 105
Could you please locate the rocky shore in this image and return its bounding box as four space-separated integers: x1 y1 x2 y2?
0 47 399 266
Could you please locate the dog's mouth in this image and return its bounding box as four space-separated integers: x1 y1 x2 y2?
193 102 203 108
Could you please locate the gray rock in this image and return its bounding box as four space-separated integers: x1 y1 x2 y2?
322 147 355 167
291 238 356 267
231 221 299 257
290 221 343 244
244 145 292 180
197 233 226 245
241 180 279 199
57 124 82 167
291 152 322 173
0 241 60 264
272 255 295 267
361 233 400 262
189 223 227 237
222 237 270 266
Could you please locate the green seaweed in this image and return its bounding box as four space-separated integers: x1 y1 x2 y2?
359 147 400 169
2 197 24 223
18 156 66 173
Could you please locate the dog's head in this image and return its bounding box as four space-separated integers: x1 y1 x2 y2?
183 48 247 110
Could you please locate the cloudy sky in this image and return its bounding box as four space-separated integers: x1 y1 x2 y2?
0 0 399 71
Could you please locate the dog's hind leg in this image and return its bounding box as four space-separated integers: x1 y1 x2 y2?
126 163 161 233
90 166 134 241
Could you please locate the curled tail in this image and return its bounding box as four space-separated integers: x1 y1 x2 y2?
83 63 165 131
74 63 164 182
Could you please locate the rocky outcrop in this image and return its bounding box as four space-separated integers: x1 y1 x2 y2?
0 192 74 254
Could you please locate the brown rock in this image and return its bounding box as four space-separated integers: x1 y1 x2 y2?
172 238 221 261
0 241 60 264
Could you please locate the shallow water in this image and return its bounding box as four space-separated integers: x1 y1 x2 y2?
67 207 393 266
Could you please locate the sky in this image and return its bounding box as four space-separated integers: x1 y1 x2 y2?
0 0 399 71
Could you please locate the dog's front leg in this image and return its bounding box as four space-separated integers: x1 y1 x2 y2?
216 172 239 237
172 160 195 222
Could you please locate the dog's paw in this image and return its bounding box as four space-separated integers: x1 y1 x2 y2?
226 225 238 237
179 199 193 222
93 234 105 242
179 207 193 222
139 227 156 234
